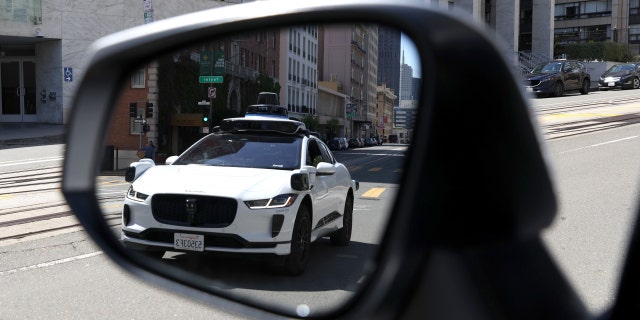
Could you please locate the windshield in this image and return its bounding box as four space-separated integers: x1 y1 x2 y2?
531 62 563 73
173 133 302 170
606 64 635 73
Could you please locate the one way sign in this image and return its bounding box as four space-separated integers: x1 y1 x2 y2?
64 67 73 82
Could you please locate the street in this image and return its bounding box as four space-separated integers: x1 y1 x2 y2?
0 142 402 318
2 89 640 317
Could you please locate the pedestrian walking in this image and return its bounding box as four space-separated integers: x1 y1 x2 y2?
145 140 156 160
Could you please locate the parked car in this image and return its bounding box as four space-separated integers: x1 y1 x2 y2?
348 138 360 148
328 137 341 151
524 60 591 97
122 116 359 276
339 137 349 150
363 138 375 147
598 63 640 90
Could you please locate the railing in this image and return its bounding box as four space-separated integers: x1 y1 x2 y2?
516 51 550 75
225 62 259 81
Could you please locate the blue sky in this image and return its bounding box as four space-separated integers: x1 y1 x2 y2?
401 33 421 78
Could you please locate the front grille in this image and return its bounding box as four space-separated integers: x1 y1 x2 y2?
151 194 237 227
527 80 540 86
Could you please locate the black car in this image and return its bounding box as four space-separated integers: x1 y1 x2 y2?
598 63 640 90
524 60 591 97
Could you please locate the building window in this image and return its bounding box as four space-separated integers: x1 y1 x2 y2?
131 68 146 88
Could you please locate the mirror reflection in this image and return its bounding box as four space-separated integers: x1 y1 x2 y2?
96 23 420 314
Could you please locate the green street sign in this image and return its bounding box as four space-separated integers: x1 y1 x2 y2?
199 76 223 83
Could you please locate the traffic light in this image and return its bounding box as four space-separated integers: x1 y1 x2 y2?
145 102 153 118
202 105 210 124
129 102 137 118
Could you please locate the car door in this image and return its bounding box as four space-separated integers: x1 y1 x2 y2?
317 139 343 214
306 139 332 223
564 61 580 90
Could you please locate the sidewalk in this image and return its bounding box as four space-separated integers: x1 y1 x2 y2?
0 123 66 147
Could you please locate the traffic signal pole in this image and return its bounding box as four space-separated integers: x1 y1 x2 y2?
209 97 213 133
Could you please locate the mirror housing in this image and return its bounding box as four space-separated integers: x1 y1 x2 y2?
316 162 336 176
62 0 572 319
165 155 179 165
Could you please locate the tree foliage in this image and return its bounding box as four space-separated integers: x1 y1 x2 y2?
301 114 319 131
557 41 634 62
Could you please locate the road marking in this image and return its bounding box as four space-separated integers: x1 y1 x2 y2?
0 251 103 276
0 194 14 200
361 187 386 198
558 136 638 154
348 166 362 171
0 156 64 168
369 167 382 172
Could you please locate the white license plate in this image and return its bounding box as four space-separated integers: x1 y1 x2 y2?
525 87 533 92
608 82 615 87
174 233 204 252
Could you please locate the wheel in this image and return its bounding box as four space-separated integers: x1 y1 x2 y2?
283 205 311 276
633 77 640 89
553 82 564 97
580 79 589 95
330 194 353 246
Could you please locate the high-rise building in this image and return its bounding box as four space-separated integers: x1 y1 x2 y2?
399 51 414 101
377 26 401 106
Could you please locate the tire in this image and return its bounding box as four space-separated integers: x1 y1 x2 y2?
633 77 640 89
283 205 311 276
330 194 353 246
580 79 589 95
553 82 564 97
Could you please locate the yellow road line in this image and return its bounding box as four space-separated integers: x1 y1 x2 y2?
369 167 382 172
361 187 386 198
0 194 14 200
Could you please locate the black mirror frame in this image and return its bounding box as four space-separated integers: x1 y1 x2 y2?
61 0 597 319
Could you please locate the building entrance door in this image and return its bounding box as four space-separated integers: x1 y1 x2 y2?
1 59 36 122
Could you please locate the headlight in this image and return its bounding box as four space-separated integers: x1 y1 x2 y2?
126 185 149 201
245 194 297 209
539 76 555 83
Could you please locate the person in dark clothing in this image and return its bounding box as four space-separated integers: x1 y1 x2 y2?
144 140 155 160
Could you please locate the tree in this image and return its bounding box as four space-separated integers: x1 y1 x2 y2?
301 114 319 131
324 118 339 140
558 41 634 62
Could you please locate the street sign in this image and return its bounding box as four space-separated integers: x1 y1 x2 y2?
199 50 212 75
208 87 216 98
199 76 223 83
64 67 73 82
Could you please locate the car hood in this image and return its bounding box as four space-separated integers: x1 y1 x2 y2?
602 70 632 77
525 72 559 80
132 165 295 198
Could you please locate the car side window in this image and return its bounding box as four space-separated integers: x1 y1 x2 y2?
307 139 323 166
317 140 336 164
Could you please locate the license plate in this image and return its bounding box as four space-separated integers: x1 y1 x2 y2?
174 233 204 252
608 82 615 87
525 87 533 92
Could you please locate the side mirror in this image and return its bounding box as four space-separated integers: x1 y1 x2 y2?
165 155 179 165
316 162 336 176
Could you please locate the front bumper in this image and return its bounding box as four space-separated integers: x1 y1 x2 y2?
121 195 299 255
598 77 633 90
